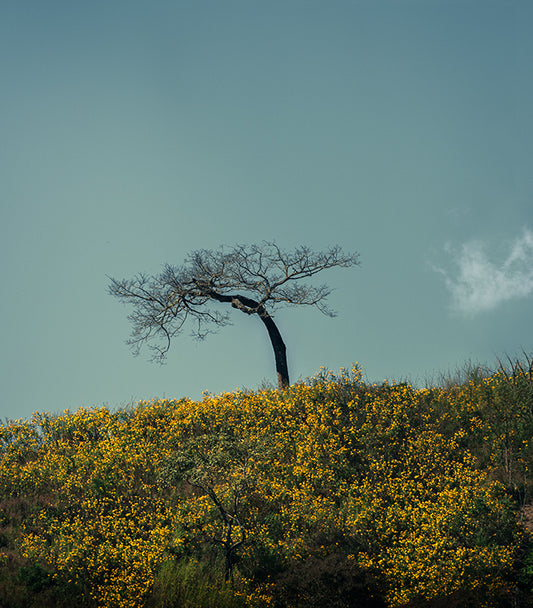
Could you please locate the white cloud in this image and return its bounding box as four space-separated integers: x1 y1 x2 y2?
438 229 533 316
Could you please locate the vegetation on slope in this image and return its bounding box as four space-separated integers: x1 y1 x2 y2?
1 361 533 607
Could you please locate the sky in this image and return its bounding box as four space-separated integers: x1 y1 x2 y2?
2 0 532 421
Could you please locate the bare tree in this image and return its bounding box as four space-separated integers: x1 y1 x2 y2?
108 242 359 389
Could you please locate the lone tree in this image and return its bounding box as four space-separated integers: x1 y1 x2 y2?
108 242 359 389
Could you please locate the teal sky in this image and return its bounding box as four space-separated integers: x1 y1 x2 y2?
2 1 532 420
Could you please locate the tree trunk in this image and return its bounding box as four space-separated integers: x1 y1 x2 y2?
201 288 290 389
258 313 289 389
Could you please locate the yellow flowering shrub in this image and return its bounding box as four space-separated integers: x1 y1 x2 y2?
1 364 531 607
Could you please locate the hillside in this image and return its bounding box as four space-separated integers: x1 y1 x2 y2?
1 362 533 608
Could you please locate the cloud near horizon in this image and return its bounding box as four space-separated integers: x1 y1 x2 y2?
438 229 533 316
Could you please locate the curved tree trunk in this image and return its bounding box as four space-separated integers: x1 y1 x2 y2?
201 288 290 389
258 313 289 389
